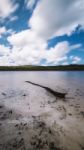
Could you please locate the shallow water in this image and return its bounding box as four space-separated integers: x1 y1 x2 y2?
0 71 84 113
0 71 84 108
0 71 84 89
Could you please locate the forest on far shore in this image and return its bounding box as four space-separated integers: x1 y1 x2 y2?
0 64 84 71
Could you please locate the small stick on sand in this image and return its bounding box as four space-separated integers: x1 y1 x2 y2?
25 81 66 99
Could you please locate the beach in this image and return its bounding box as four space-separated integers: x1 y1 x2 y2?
0 71 84 150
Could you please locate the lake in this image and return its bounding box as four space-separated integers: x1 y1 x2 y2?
0 71 84 90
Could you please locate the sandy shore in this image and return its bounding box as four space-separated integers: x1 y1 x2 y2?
0 82 84 150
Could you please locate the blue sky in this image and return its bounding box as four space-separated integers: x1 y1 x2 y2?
0 0 84 66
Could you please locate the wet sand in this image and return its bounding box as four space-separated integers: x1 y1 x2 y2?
0 80 84 150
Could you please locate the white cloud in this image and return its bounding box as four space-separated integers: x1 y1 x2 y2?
0 0 19 19
45 42 81 64
0 27 6 37
7 29 47 65
1 0 83 66
0 27 16 38
29 0 84 39
62 62 69 65
0 34 82 66
10 45 44 65
0 27 6 34
7 28 82 66
70 56 81 64
9 16 18 22
0 56 10 66
45 42 69 63
25 0 37 10
8 29 47 49
7 29 16 35
0 45 10 56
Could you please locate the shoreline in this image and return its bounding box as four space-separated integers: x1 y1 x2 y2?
0 64 84 71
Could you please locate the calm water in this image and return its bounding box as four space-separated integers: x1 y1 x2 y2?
0 71 84 90
0 71 84 107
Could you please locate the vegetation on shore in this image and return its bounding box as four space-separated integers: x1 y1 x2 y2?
0 64 84 71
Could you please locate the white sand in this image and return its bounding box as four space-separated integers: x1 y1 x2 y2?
0 79 84 150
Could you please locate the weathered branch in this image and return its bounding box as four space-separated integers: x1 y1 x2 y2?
25 81 66 99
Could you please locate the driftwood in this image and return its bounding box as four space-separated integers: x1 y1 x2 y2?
25 81 66 99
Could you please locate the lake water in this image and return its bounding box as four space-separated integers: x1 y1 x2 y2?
0 71 84 115
0 71 84 89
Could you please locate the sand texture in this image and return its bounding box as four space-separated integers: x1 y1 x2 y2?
0 79 84 150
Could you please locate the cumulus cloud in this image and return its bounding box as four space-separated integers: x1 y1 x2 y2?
0 0 83 66
0 0 19 19
45 42 69 63
45 41 81 64
0 45 10 57
0 27 15 38
0 35 82 66
7 29 47 65
0 27 6 37
7 29 82 66
25 0 37 10
29 0 84 39
9 16 18 22
8 29 47 50
0 56 10 66
70 56 81 64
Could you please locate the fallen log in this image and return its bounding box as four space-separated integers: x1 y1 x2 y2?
25 81 66 99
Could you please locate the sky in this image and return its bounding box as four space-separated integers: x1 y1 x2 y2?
0 0 84 66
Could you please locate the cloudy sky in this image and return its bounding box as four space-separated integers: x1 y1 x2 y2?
0 0 84 66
